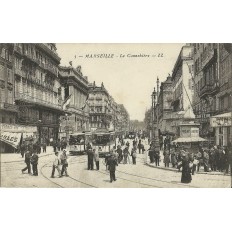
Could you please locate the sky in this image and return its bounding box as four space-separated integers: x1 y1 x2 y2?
56 44 184 121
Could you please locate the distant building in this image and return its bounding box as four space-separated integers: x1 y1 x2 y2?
88 82 113 131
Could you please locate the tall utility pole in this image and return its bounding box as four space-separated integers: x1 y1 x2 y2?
151 87 156 142
156 77 160 152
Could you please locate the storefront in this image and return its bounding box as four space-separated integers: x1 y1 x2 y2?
0 123 37 153
210 112 232 146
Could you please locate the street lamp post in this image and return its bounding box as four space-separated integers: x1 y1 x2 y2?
65 113 69 145
152 88 156 144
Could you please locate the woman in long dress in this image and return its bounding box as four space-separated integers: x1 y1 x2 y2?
180 154 192 183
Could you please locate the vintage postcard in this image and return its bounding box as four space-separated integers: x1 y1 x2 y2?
0 43 231 188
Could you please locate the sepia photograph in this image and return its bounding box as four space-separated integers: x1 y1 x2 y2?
0 43 231 188
1 2 232 232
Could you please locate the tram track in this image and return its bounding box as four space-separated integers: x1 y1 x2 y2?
40 161 97 188
97 170 162 188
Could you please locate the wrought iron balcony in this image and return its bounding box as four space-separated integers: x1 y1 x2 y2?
15 92 63 111
200 83 219 97
0 102 18 112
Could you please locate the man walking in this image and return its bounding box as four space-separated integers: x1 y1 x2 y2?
93 148 100 170
22 151 31 174
154 150 160 166
42 141 47 153
107 150 118 183
87 148 94 170
123 146 130 164
30 151 39 176
60 149 69 177
20 142 26 158
116 145 123 163
131 146 137 164
51 152 61 178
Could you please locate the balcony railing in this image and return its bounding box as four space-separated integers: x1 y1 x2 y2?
0 102 18 112
44 63 57 76
15 92 63 110
200 83 219 97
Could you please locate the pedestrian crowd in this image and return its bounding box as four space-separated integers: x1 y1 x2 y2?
148 142 232 183
85 138 146 182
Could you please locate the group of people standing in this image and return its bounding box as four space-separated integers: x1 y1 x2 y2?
161 144 231 175
86 146 100 171
84 139 143 183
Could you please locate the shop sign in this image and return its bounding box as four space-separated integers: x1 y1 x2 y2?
0 131 22 148
191 128 199 137
180 126 191 137
210 115 232 127
0 123 37 132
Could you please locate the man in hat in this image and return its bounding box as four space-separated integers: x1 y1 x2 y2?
87 147 94 170
60 149 69 177
107 149 118 182
51 151 61 178
30 150 39 176
22 150 32 174
93 148 100 170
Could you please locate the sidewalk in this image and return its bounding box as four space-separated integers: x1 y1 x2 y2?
1 146 55 163
145 150 231 176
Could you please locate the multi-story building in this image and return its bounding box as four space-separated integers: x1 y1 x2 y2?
0 44 19 152
13 43 64 144
210 44 232 146
191 43 219 143
170 45 195 134
59 65 89 136
87 82 123 132
88 82 113 131
0 44 17 124
157 74 173 134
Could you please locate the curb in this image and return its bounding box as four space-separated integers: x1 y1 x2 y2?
146 162 231 176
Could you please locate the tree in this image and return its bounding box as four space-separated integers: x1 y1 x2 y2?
144 108 152 132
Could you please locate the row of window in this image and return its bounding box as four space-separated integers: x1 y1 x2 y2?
0 48 12 62
0 64 13 83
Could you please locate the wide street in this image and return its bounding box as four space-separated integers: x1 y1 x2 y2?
1 140 231 188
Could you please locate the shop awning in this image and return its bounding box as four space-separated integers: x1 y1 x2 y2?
0 132 22 148
171 137 207 143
